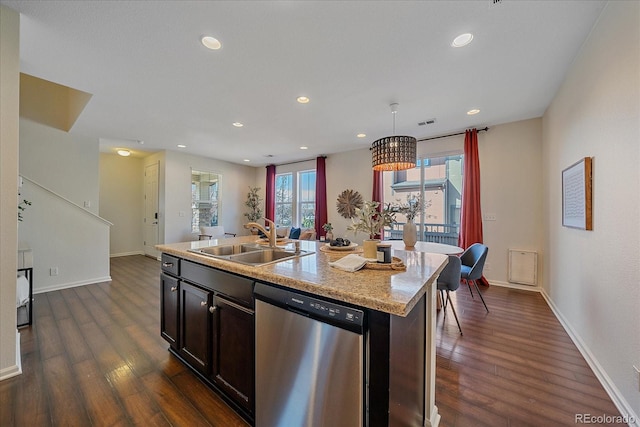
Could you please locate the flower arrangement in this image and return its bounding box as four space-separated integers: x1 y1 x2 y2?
393 193 427 222
322 223 333 233
244 186 263 222
347 201 396 239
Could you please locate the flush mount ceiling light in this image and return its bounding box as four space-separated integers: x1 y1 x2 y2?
357 133 367 138
371 103 417 171
467 109 481 115
117 149 131 157
243 159 250 162
300 146 308 150
452 33 474 48
232 122 244 127
201 36 221 50
297 96 310 104
177 144 186 148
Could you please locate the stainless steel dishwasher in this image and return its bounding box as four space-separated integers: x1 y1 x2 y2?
254 282 365 427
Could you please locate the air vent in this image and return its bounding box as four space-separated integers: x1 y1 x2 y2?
492 0 503 4
418 118 436 126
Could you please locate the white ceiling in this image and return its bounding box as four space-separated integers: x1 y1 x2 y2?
2 0 606 166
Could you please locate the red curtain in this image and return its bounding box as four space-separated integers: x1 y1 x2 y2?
314 156 328 238
372 170 383 239
265 164 276 224
458 128 489 286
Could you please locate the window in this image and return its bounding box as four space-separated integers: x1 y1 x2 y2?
191 170 221 233
275 173 293 226
275 169 316 228
383 154 463 244
298 170 316 228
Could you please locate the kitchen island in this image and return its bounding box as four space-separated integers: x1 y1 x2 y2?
157 236 447 427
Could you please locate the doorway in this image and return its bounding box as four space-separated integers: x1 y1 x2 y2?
144 162 159 259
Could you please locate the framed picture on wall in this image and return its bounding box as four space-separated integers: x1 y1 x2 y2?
562 157 593 230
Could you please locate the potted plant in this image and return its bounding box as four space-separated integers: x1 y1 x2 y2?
347 201 395 258
244 186 263 234
322 223 334 241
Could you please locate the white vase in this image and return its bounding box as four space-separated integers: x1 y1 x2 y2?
325 231 334 241
403 220 417 248
363 239 380 259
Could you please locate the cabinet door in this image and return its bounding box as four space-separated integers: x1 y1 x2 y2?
160 273 179 348
179 281 212 374
211 295 255 412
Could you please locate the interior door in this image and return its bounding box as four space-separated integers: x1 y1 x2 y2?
144 162 159 259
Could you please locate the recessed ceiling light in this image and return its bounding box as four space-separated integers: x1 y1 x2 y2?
232 122 244 127
297 96 310 104
177 144 187 148
357 133 367 138
467 109 480 115
300 146 308 150
201 36 221 50
452 33 474 48
243 159 250 162
117 149 131 157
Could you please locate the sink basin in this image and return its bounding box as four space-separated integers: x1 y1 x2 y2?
189 244 313 266
193 243 262 256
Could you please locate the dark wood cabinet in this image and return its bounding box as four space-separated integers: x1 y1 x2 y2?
211 295 254 412
160 273 179 349
160 255 255 420
179 281 213 374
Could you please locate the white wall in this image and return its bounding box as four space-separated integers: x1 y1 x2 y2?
0 4 21 380
155 150 258 244
19 119 100 214
542 1 639 421
18 119 110 293
99 153 144 256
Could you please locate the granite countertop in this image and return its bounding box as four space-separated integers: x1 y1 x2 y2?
156 236 447 317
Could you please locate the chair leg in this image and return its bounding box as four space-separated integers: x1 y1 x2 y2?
464 279 475 299
446 291 463 335
472 280 489 313
440 289 447 310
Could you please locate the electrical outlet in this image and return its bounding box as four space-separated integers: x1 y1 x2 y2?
84 200 91 208
484 262 491 272
50 267 59 276
483 213 497 221
634 365 640 392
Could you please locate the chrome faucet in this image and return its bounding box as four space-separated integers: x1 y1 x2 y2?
244 218 277 248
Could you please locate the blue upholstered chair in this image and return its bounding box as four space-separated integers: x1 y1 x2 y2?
459 243 489 312
437 255 463 335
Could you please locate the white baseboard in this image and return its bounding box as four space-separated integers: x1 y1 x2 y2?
110 251 144 258
0 330 22 381
487 279 542 292
33 276 112 295
540 289 639 427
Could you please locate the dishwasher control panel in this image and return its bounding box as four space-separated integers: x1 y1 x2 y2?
254 282 364 331
288 295 363 326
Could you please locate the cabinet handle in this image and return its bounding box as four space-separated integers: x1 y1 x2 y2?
170 286 177 292
162 262 173 268
201 301 207 307
209 305 218 313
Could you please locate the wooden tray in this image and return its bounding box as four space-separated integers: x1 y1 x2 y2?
364 256 405 270
320 244 362 254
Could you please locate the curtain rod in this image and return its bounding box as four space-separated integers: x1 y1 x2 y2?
416 127 489 142
269 155 326 168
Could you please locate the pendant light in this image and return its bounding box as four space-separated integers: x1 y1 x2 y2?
371 103 417 171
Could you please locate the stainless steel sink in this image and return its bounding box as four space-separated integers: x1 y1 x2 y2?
193 243 262 256
189 244 313 266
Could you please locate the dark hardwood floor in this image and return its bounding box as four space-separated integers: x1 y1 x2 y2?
0 255 622 426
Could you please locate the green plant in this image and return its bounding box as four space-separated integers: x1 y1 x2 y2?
347 201 395 239
243 186 263 222
18 192 31 222
322 223 333 233
392 193 429 222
